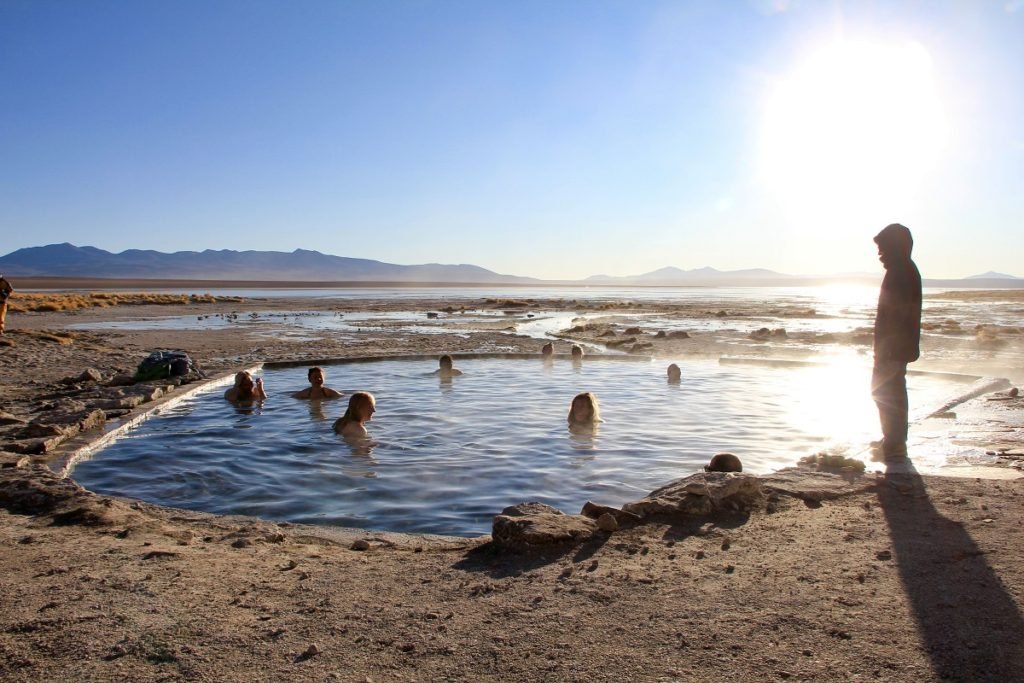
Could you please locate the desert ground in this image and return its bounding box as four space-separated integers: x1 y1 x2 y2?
1 286 1023 682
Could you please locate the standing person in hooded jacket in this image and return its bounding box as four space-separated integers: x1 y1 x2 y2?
871 223 922 460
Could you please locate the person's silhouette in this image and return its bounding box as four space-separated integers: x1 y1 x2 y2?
871 223 922 461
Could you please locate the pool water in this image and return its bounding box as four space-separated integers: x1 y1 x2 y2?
69 357 969 536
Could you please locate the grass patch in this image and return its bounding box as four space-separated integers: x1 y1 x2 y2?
9 292 243 313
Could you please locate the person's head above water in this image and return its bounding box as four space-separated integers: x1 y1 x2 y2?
568 392 601 425
439 354 453 370
667 363 681 382
341 391 375 423
541 342 554 357
571 345 584 359
226 370 265 401
874 223 914 268
705 452 743 473
307 366 325 386
334 391 375 437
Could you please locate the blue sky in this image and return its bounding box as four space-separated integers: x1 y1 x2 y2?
1 0 1021 280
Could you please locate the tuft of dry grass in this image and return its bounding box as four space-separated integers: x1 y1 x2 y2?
9 292 243 313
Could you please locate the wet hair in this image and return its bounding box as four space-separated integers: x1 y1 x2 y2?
234 371 253 387
338 391 375 430
308 366 324 379
541 342 554 356
439 354 454 369
571 345 584 358
705 452 743 473
568 392 601 424
667 363 681 381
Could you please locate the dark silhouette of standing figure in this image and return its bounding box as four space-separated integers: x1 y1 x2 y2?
871 223 922 460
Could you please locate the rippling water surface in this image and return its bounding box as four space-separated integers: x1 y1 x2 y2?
70 357 970 536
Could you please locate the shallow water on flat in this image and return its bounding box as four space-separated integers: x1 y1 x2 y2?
70 357 971 536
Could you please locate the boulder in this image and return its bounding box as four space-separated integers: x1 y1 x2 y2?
6 436 67 455
18 407 106 443
0 451 31 469
580 501 642 527
62 368 103 384
106 374 137 387
622 472 763 520
89 394 146 411
0 411 27 426
492 502 597 550
759 468 876 502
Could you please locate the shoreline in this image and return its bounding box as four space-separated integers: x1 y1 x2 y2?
2 294 1023 681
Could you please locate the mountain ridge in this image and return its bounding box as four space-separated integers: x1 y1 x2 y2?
1 243 1021 286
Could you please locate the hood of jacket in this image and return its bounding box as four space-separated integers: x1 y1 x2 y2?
874 223 914 259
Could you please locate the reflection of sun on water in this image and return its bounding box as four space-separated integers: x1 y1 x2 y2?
759 40 948 232
783 358 878 446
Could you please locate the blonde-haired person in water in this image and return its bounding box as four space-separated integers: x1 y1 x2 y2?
334 391 376 439
224 371 267 402
568 392 601 428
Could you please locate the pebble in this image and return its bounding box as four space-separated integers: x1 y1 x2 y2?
876 550 893 561
721 538 731 551
695 550 706 560
230 538 252 549
351 539 370 551
302 643 321 658
596 513 618 532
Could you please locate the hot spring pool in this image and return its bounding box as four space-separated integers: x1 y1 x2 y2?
69 356 970 536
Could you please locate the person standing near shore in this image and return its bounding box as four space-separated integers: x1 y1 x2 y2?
871 223 922 461
0 275 13 335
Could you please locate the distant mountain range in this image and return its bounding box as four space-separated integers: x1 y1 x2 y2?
0 243 1020 287
0 243 537 284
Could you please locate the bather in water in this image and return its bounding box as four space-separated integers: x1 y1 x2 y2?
432 354 463 378
667 363 681 384
334 391 376 440
224 371 267 403
293 366 344 400
567 391 602 430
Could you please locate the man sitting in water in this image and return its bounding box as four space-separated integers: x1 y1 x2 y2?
224 370 267 402
432 354 463 378
293 366 343 400
541 342 554 358
570 345 584 360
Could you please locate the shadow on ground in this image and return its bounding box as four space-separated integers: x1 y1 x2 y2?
879 460 1024 681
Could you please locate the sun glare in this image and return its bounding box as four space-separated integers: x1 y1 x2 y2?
759 40 948 233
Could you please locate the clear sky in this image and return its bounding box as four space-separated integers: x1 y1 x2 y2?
1 1 1021 280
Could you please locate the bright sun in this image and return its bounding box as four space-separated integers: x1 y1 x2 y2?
759 40 947 233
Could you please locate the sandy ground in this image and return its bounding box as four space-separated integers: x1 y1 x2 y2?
2 289 1023 682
